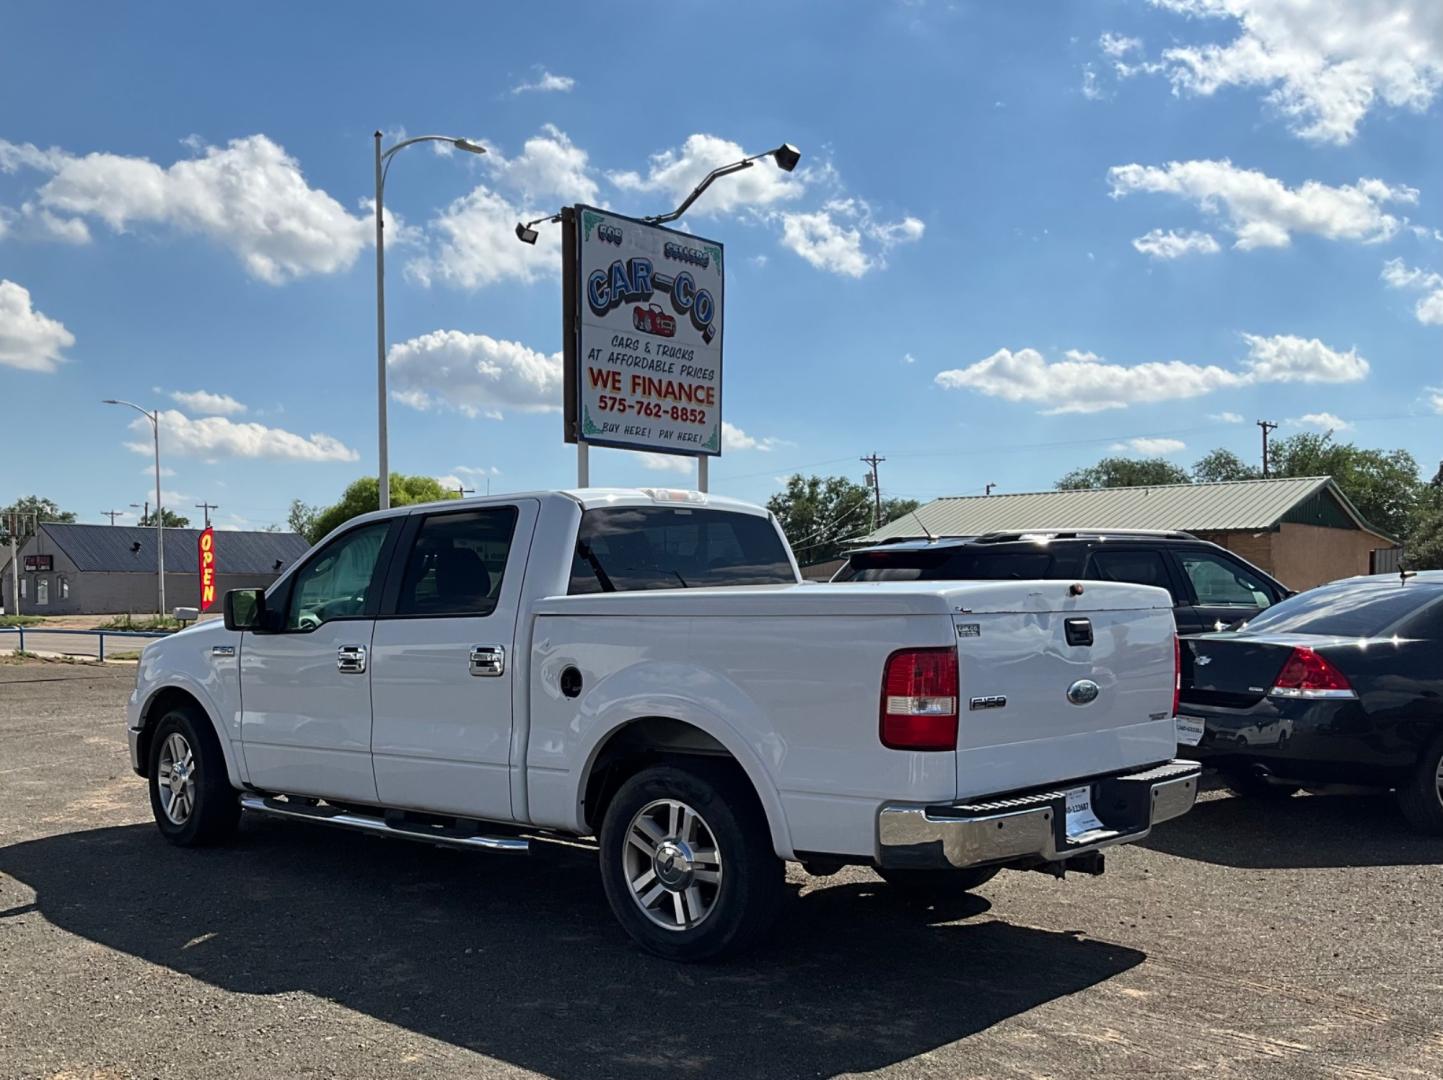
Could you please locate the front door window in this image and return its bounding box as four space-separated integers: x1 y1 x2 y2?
286 522 390 630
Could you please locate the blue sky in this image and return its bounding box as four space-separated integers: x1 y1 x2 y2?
2 0 1440 532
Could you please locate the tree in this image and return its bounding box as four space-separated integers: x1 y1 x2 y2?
287 499 322 542
308 474 459 543
767 474 918 565
1406 464 1443 570
1056 457 1191 490
1268 432 1421 538
138 508 191 528
1192 449 1260 484
1 495 76 542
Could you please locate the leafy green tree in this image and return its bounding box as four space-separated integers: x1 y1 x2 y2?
1056 457 1191 490
1406 464 1443 570
767 474 918 564
287 499 321 542
1 495 76 541
309 474 459 543
1268 432 1421 538
1192 449 1261 484
138 508 190 528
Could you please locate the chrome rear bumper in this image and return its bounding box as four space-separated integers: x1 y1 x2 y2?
876 759 1201 870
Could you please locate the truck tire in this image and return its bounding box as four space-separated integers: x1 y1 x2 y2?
598 761 783 962
875 865 1000 898
1396 734 1443 836
147 704 240 847
1221 769 1301 800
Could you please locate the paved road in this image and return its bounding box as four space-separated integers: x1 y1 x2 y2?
1 660 1439 1080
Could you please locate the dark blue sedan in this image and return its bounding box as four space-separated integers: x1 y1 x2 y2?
1177 571 1443 834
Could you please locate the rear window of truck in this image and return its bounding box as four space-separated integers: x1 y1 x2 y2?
837 548 1054 582
568 507 796 594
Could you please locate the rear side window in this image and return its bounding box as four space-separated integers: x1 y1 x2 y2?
569 507 795 594
1087 550 1176 598
396 507 518 617
841 549 1053 582
1241 581 1443 638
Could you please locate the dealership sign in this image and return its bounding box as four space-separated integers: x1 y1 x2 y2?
571 206 724 457
197 527 216 612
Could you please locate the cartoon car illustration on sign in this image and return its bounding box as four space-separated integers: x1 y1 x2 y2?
633 303 677 338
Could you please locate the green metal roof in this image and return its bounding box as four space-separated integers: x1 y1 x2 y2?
865 476 1392 543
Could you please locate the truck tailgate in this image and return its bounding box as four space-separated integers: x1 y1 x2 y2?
952 599 1176 799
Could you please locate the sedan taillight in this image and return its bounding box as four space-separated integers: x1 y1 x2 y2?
881 648 959 751
1270 647 1356 700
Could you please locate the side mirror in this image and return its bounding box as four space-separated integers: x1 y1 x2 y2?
223 588 266 632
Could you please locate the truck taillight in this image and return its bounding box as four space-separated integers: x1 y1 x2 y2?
1173 634 1181 717
881 648 958 751
1270 647 1356 699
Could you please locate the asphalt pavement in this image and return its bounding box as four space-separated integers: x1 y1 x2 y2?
1 659 1439 1079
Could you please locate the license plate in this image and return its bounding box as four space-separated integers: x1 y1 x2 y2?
1064 786 1105 839
1175 714 1206 747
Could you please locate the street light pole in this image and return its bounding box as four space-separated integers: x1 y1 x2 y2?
103 399 165 617
373 131 486 510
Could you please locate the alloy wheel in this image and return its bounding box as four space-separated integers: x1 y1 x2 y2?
157 731 197 825
622 798 723 931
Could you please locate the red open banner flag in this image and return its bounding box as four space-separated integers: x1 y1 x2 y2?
198 526 217 612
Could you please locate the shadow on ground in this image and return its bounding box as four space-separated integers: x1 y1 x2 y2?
0 820 1144 1078
1143 788 1443 870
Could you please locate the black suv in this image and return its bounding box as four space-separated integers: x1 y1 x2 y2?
834 530 1291 634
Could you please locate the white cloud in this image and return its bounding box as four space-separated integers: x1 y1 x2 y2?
722 421 782 452
511 69 575 95
407 185 561 289
1289 411 1352 431
485 124 597 204
1100 32 1143 58
1109 159 1415 250
454 464 501 477
434 474 465 492
127 410 358 462
778 198 924 277
609 134 805 216
934 333 1368 414
1132 227 1221 259
1144 0 1443 144
637 452 694 474
168 389 246 415
387 329 563 418
0 279 74 372
1381 258 1443 326
1081 65 1106 100
1210 410 1245 423
140 465 178 477
902 352 916 364
1112 437 1188 454
1427 388 1443 415
0 135 372 283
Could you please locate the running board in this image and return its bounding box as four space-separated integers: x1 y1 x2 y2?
238 795 530 853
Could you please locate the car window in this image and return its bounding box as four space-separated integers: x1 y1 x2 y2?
1087 550 1175 598
569 507 794 594
395 507 518 617
840 549 1053 582
287 522 390 631
1241 580 1442 637
1178 551 1274 608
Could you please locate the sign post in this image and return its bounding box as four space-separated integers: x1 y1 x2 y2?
565 205 724 488
197 526 216 613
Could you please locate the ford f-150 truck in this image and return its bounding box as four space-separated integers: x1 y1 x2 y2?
127 488 1200 960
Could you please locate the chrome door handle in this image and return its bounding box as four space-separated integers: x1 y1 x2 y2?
337 645 368 674
469 645 505 677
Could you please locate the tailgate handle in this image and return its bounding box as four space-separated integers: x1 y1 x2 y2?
1064 618 1093 647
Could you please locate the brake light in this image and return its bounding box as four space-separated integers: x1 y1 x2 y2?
1173 634 1181 717
881 648 959 751
1270 647 1356 700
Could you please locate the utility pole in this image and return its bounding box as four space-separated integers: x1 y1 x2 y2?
1257 420 1279 477
6 512 20 617
985 483 998 496
102 510 123 525
195 501 219 528
861 453 886 530
454 485 475 499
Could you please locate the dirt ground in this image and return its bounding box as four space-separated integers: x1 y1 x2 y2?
1 659 1440 1080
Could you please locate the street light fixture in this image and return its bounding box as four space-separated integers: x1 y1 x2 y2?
373 131 486 509
512 142 800 242
104 399 166 617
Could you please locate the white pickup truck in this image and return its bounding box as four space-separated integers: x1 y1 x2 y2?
127 488 1199 960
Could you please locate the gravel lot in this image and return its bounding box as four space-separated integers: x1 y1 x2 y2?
1 659 1439 1080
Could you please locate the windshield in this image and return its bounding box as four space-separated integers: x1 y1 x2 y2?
1237 580 1443 638
568 506 797 594
837 547 1054 582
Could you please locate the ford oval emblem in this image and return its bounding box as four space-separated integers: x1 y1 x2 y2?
1067 679 1101 706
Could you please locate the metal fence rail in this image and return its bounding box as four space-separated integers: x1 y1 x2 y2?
0 626 171 661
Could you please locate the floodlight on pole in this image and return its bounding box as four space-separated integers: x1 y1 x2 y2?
373 131 486 509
